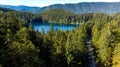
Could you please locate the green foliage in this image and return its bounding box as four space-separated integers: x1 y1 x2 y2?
92 21 120 67
6 41 40 67
0 64 2 67
111 25 120 67
65 24 89 66
15 27 29 42
41 9 94 23
112 43 120 67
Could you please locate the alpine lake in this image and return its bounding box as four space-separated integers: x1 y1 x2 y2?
33 22 79 33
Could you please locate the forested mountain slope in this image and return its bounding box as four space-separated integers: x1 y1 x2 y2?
0 7 15 12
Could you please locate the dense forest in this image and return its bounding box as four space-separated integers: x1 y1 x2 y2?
0 7 120 67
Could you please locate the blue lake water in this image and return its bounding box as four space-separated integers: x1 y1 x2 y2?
33 22 79 32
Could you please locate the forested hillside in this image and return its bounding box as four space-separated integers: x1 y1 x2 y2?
0 7 15 12
40 9 94 23
0 8 120 67
0 8 94 24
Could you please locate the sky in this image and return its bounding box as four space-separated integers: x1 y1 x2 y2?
0 0 120 7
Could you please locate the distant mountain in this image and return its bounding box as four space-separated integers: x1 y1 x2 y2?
1 2 120 14
0 5 40 13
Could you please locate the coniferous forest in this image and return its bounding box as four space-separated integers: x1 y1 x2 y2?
0 7 120 67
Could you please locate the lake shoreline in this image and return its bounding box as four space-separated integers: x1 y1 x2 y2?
33 22 82 25
32 22 80 32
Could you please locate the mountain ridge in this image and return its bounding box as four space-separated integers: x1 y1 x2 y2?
0 2 120 14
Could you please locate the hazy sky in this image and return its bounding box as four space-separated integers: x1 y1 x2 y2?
0 0 120 7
